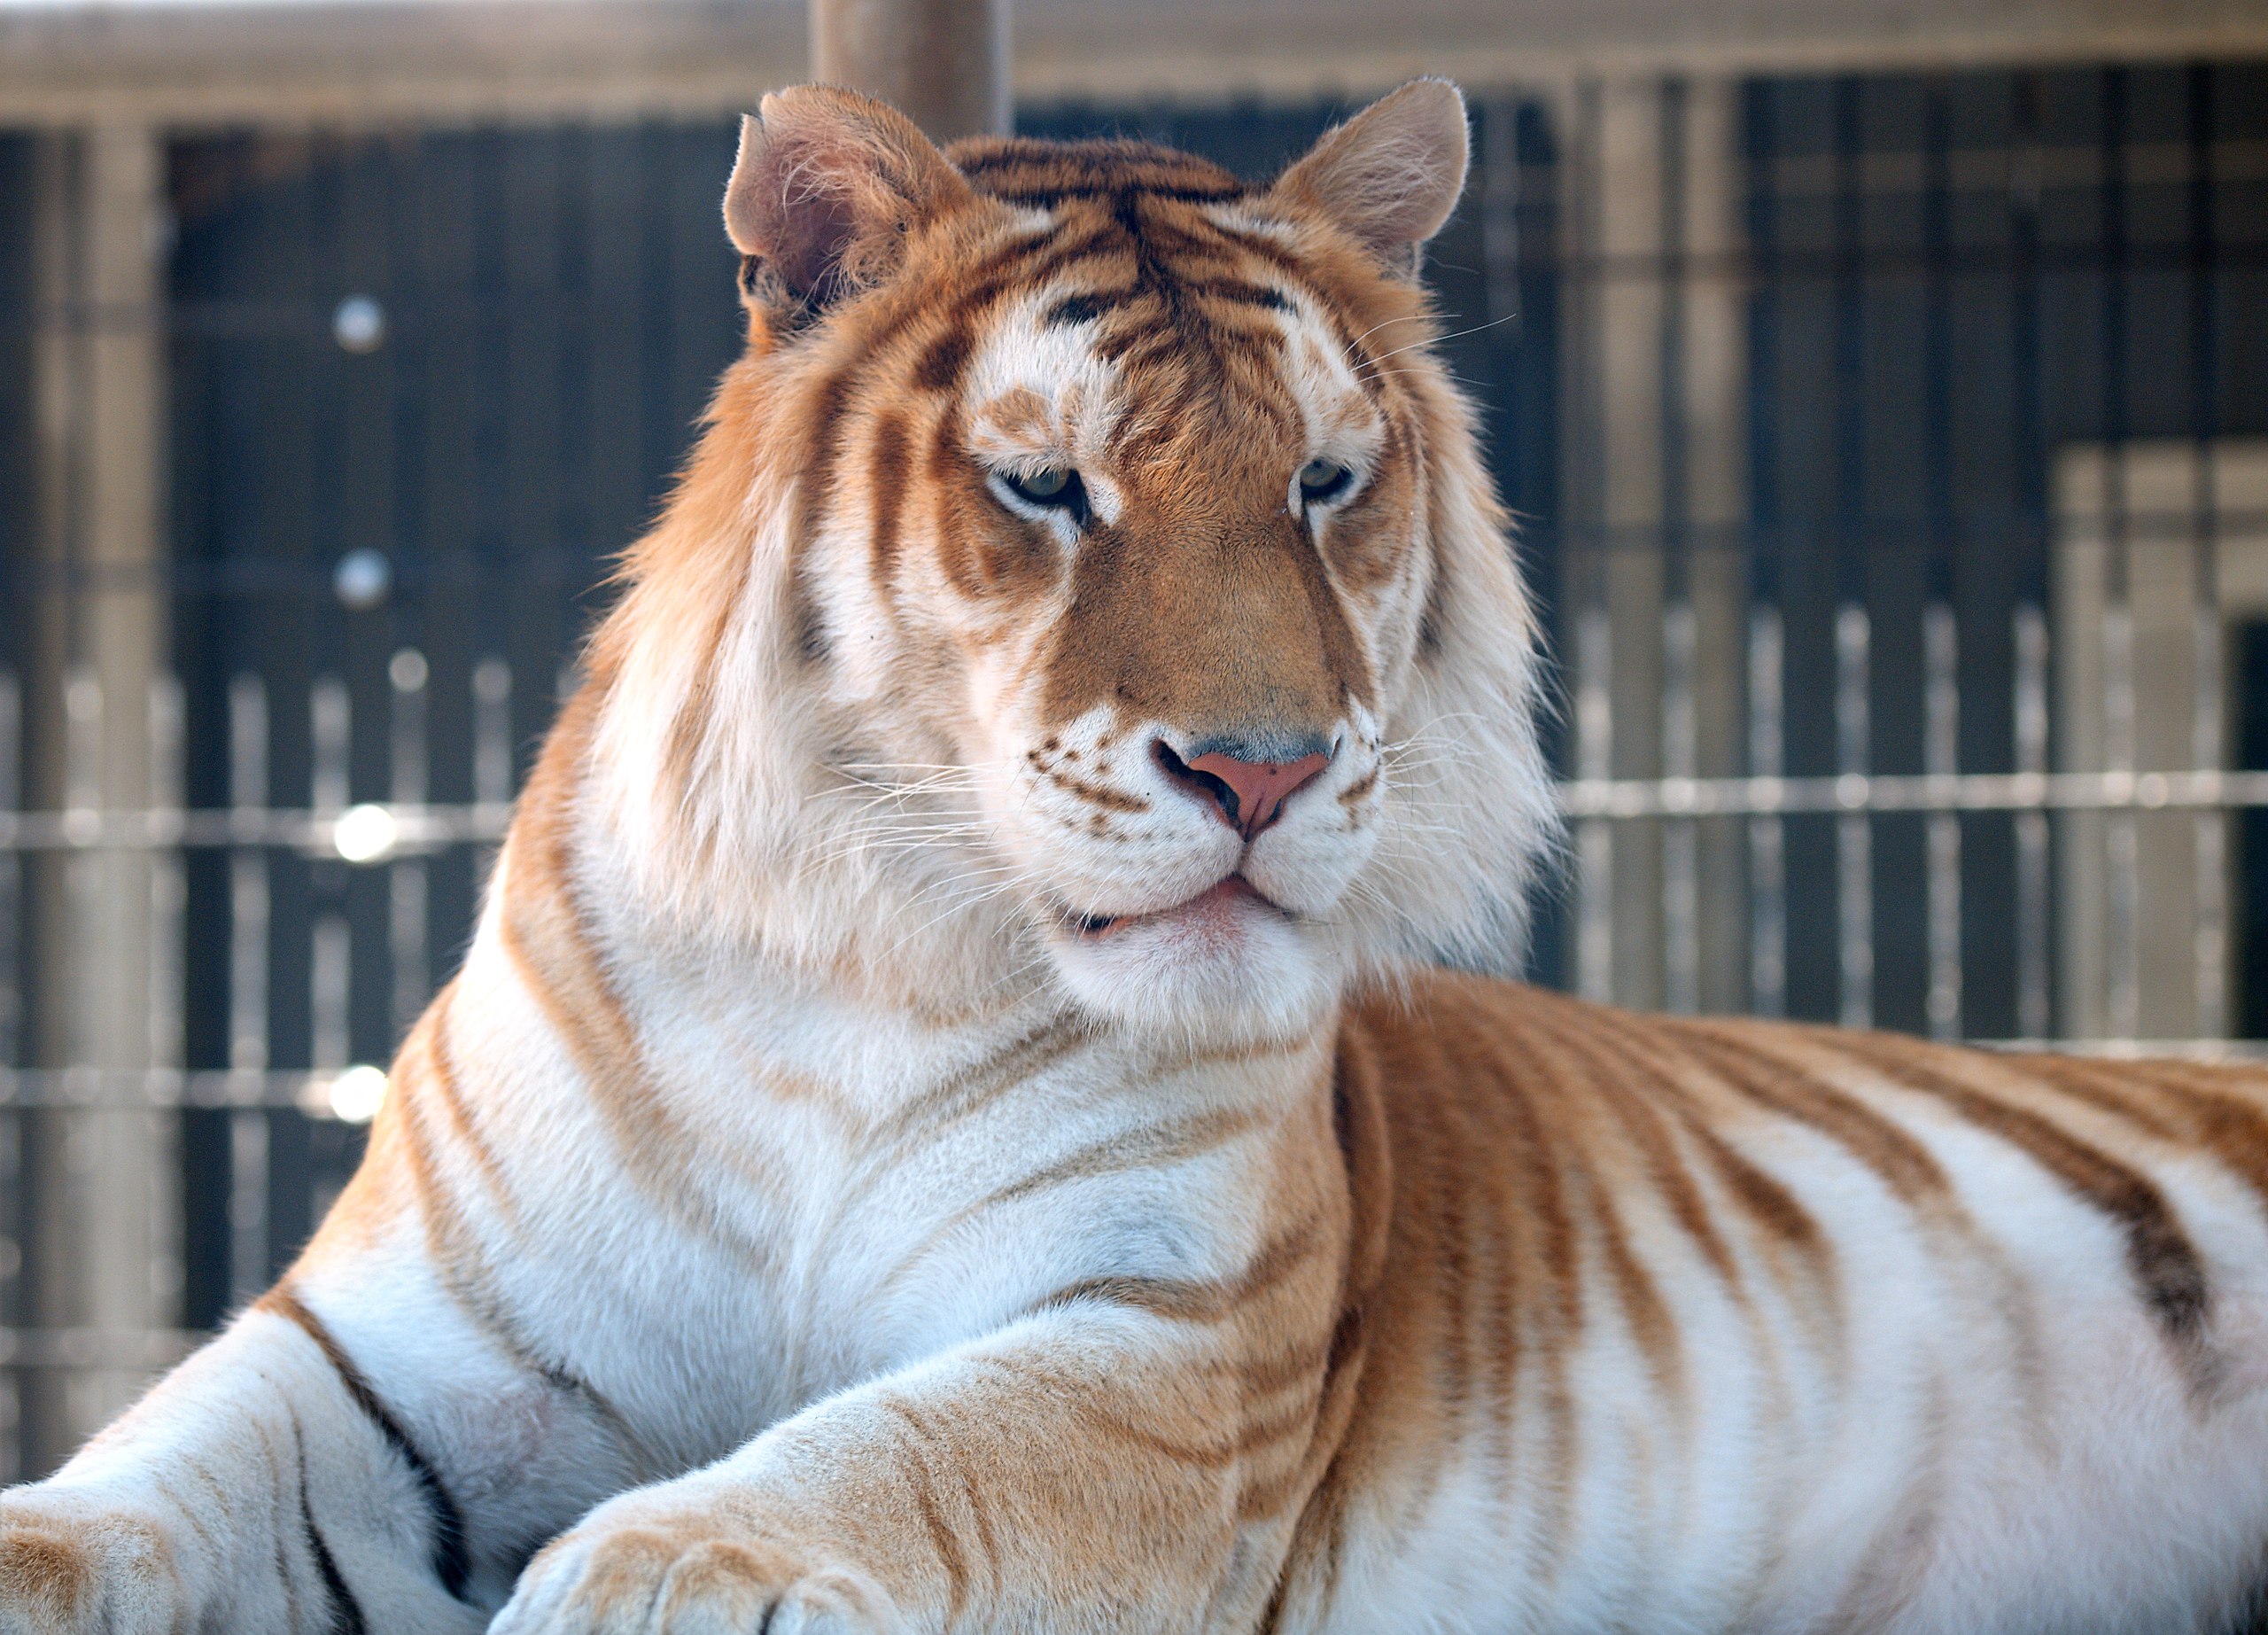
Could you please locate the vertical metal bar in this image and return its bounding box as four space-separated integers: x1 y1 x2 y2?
64 665 101 812
389 648 429 1041
1657 79 1698 1016
226 1109 268 1305
1924 603 1961 1039
312 920 351 1076
2102 480 2140 1042
311 681 353 1109
2101 69 2139 1045
0 672 19 1068
389 649 427 808
810 0 1009 144
2105 585 2140 1040
310 676 350 816
226 677 269 1078
225 673 268 1304
305 666 350 1229
473 656 513 806
1560 78 1625 1008
2195 587 2227 1041
59 667 101 1436
2187 67 2226 1045
147 676 183 1075
473 655 512 891
1836 603 1872 1028
0 671 19 1483
0 1102 16 1483
1921 81 1961 1043
144 675 184 1325
1748 603 1785 1016
33 128 176 1452
1576 605 1613 1002
1662 600 1699 1012
1829 78 1870 1032
1681 77 1751 1016
2014 604 2052 1039
2012 72 2053 1044
63 668 101 1078
1743 81 1785 1023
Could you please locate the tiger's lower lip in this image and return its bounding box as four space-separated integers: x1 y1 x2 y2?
1069 876 1272 939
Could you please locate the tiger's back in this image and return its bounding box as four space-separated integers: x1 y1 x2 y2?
1301 971 2268 1632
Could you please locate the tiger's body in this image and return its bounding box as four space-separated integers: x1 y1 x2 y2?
4 79 2268 1635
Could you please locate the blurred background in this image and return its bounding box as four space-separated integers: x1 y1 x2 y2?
2 0 2265 1480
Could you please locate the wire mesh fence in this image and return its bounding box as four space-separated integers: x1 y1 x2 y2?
1541 65 2268 1047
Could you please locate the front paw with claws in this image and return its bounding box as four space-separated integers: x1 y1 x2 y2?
493 1498 900 1635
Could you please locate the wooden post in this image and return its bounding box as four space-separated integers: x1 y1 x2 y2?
20 123 177 1476
810 0 1009 142
1562 76 1748 1015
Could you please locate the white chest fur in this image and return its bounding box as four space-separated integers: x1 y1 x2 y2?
439 906 1326 1483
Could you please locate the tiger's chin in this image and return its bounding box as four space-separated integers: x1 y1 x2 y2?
1045 876 1344 1047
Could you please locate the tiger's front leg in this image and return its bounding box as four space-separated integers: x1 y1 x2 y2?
0 1301 487 1635
493 1296 1335 1635
0 1248 628 1634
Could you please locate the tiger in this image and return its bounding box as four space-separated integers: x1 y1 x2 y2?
5 73 2268 1635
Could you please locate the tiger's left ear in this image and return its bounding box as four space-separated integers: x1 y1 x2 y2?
725 83 975 321
1272 80 1470 278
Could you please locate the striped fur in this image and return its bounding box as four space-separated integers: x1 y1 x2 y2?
6 79 2268 1635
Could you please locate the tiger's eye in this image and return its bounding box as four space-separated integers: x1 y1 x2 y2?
997 466 1090 523
1298 459 1354 501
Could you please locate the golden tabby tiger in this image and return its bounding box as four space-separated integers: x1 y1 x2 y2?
4 79 2268 1635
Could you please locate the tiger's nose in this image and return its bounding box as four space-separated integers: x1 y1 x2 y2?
1153 738 1332 840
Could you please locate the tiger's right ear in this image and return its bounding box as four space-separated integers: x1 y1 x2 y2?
724 84 974 321
1272 80 1469 279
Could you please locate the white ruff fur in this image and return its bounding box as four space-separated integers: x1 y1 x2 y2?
5 80 2268 1635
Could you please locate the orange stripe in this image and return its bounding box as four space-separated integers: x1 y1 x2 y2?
1038 1220 1324 1327
1585 1164 1686 1407
2029 1055 2268 1220
866 1016 1091 1159
1824 1032 2211 1346
409 985 517 1222
1674 1020 1951 1207
874 1397 974 1621
1529 995 1849 1387
1520 1000 1745 1295
872 1102 1265 1298
499 694 783 1272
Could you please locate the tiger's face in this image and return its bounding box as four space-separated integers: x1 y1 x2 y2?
597 82 1554 1044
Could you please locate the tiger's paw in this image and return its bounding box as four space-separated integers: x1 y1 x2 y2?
493 1499 901 1635
0 1491 185 1635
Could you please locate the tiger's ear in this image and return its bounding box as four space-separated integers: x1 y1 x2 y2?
1272 80 1469 277
724 84 974 319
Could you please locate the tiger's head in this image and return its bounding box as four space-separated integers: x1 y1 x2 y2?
587 81 1555 1045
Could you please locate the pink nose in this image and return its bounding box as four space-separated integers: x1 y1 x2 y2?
1157 743 1332 839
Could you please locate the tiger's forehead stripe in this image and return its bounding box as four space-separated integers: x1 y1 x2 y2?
948 134 1249 204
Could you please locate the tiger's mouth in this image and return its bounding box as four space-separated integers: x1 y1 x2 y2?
1064 875 1290 941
